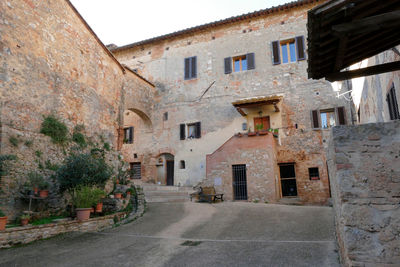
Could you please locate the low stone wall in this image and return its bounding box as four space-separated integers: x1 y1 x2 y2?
327 121 400 266
0 190 146 248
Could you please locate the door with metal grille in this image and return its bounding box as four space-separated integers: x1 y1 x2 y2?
232 164 248 200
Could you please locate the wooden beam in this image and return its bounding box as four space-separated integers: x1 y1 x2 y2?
326 61 400 82
236 107 247 116
334 36 348 71
332 10 400 35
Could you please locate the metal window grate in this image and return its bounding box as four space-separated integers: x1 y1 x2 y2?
130 162 141 179
232 164 248 200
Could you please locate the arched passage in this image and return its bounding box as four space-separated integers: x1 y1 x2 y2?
124 107 153 132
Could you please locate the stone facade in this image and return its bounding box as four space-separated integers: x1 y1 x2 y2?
327 122 400 266
112 0 350 204
358 46 400 124
0 0 155 219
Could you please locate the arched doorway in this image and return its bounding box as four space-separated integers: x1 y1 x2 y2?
156 153 174 186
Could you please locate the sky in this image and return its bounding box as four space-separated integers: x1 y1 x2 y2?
70 0 291 47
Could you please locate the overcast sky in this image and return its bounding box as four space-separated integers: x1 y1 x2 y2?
70 0 291 47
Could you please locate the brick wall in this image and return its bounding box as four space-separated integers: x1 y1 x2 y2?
328 121 400 266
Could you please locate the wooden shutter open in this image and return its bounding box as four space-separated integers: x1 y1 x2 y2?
195 122 201 138
180 124 186 140
296 36 306 61
184 58 190 79
311 110 320 129
247 53 255 70
224 57 232 74
272 41 280 65
191 56 197 78
336 107 346 125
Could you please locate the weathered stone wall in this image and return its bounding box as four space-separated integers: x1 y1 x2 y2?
327 122 400 266
206 133 278 202
358 46 400 124
113 1 349 204
0 0 155 219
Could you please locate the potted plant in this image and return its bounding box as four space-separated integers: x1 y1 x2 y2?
20 214 30 226
273 128 279 137
72 186 105 221
28 171 44 195
126 187 136 197
114 190 122 199
39 181 50 198
0 209 7 231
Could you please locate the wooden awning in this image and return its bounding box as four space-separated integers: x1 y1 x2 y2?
232 95 282 116
307 0 400 82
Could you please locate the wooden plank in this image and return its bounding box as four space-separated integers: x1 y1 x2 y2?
334 36 348 71
326 61 400 81
236 107 247 116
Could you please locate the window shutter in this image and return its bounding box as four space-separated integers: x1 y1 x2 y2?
336 107 346 125
195 122 201 138
247 53 255 70
311 110 320 129
129 127 134 143
272 41 281 65
296 36 306 61
184 58 190 80
191 56 197 78
224 57 232 74
180 124 186 140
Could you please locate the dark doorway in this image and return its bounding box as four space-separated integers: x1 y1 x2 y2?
279 163 298 197
232 164 248 200
166 160 174 186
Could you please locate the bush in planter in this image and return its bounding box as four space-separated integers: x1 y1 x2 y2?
57 153 112 192
72 186 105 221
28 171 44 194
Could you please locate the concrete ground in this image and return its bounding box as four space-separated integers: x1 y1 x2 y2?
0 202 340 267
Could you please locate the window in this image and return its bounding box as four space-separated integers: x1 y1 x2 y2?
124 127 133 144
279 163 297 197
180 122 201 140
386 84 400 120
311 107 346 129
224 53 255 74
163 112 168 121
308 167 320 180
180 160 185 169
272 36 306 65
184 56 197 80
130 162 141 179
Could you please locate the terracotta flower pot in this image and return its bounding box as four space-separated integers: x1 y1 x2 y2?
33 187 39 195
0 216 7 231
96 202 103 213
115 193 122 199
126 191 131 196
76 208 91 221
90 207 95 213
39 190 49 198
21 218 29 226
248 132 257 136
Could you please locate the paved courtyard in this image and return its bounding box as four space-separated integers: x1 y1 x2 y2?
0 202 339 267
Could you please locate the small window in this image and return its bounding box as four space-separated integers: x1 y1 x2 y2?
233 55 247 72
130 162 141 179
309 168 320 180
386 84 400 120
242 122 247 131
320 109 336 129
163 112 168 121
180 122 201 140
134 153 138 159
124 127 134 144
180 160 185 169
187 123 197 138
184 56 197 80
311 107 346 129
272 36 306 65
224 53 255 74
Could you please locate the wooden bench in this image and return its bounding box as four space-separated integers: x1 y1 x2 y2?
190 186 224 203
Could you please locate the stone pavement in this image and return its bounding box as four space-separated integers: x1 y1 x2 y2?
0 202 340 267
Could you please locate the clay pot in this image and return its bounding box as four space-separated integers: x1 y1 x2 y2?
33 187 39 195
21 218 29 226
114 193 122 199
247 132 257 136
76 208 91 221
126 191 131 196
39 190 49 198
90 207 95 213
95 202 103 213
0 216 7 231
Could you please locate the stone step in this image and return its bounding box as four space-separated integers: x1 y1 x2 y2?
141 185 194 192
145 195 190 203
144 191 191 197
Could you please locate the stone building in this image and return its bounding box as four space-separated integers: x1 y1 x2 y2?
111 0 351 204
0 0 155 219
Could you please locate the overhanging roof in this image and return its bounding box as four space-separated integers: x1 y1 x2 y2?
307 0 400 81
232 95 283 115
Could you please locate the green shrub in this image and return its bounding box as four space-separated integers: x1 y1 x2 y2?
0 154 17 177
72 186 105 208
31 215 64 226
39 181 50 190
0 209 5 217
103 142 110 151
9 136 19 147
35 150 43 158
40 115 68 144
57 153 112 192
72 132 86 148
24 140 33 147
28 171 44 188
45 160 59 171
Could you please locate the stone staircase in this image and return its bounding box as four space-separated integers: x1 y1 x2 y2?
140 184 195 203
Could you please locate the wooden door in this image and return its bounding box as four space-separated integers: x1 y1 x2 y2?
254 116 270 131
166 160 174 186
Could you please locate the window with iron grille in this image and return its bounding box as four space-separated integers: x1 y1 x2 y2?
130 162 141 179
386 84 400 120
